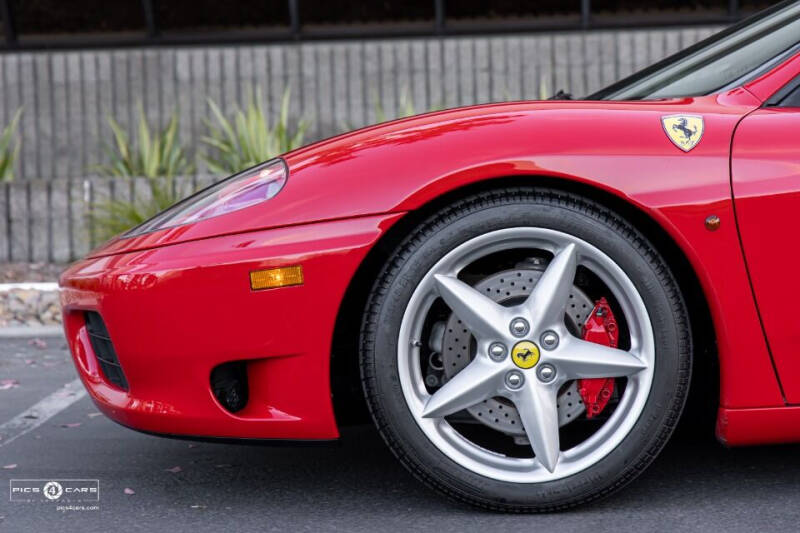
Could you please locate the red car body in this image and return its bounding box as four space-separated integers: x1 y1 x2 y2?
60 50 800 447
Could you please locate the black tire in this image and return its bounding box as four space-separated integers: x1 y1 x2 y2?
359 187 691 512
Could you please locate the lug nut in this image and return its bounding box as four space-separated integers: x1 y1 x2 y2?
540 330 559 350
505 370 525 390
509 318 529 337
536 363 557 383
488 342 507 361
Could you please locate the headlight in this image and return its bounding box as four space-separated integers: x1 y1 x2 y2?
125 159 288 237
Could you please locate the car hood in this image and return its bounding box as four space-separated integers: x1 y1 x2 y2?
84 91 759 259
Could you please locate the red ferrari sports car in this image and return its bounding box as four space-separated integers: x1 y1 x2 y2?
61 1 800 511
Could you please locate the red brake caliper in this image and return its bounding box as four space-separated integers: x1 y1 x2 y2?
578 297 618 418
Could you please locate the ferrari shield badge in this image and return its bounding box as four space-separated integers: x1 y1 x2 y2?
661 114 704 152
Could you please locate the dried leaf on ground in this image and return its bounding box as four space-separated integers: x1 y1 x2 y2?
0 380 19 390
28 338 47 349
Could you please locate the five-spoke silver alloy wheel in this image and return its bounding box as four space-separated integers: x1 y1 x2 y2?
398 227 655 483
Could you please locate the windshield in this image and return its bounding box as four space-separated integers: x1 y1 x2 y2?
589 0 800 100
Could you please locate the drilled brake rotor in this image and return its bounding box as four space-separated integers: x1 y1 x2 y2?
440 267 593 436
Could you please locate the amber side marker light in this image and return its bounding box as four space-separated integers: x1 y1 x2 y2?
250 266 304 291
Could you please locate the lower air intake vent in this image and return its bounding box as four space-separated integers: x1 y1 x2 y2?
84 312 129 391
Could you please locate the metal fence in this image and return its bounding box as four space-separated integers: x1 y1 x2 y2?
0 25 722 263
0 0 743 50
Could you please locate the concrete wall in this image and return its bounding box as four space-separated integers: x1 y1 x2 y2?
0 25 724 262
0 175 218 263
0 25 721 181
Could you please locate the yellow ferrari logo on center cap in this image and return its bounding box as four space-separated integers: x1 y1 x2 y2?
661 114 704 152
511 341 540 369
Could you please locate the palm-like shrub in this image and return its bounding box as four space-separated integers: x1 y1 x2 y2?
201 88 309 175
373 87 420 123
0 108 23 182
96 107 194 178
92 107 193 242
90 177 184 242
341 86 440 132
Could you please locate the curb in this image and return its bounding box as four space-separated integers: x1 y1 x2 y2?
0 326 64 338
0 282 59 292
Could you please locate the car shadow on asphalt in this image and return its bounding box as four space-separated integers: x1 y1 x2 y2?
5 399 800 531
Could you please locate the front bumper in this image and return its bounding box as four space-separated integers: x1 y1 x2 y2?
60 213 401 440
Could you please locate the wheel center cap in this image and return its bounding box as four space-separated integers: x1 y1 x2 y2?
511 341 540 369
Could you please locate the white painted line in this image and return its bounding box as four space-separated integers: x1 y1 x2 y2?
0 282 59 292
0 379 87 448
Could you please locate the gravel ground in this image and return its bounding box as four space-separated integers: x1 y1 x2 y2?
2 335 800 532
0 289 61 327
0 263 65 328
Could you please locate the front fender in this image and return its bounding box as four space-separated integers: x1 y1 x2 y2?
88 89 781 411
286 90 781 411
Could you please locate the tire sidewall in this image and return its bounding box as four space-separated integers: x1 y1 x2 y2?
362 191 689 509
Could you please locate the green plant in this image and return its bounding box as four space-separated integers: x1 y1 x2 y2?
95 106 194 178
539 75 551 100
91 106 194 241
0 108 23 182
340 86 441 132
201 88 309 175
374 86 420 123
90 176 186 242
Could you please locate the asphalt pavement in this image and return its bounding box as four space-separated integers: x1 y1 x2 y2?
2 335 800 532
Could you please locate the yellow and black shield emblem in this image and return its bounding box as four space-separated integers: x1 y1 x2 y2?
661 115 704 152
511 341 540 369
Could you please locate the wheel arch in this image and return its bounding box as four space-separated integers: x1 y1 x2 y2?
330 175 718 430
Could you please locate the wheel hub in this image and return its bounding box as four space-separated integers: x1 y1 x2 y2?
439 267 593 436
510 341 540 369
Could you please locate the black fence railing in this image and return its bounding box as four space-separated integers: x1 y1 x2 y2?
0 0 755 51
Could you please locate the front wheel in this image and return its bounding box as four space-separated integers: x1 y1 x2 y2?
360 188 691 511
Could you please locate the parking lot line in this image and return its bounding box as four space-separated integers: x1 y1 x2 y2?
0 379 86 448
